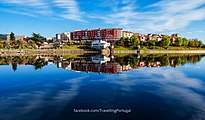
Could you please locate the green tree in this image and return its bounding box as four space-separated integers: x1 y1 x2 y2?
120 36 126 42
198 40 204 48
10 32 15 46
149 39 156 49
124 37 129 47
0 43 3 48
182 38 189 47
3 41 10 49
162 36 171 46
53 42 61 49
16 40 24 49
31 33 44 48
130 35 140 46
28 40 36 49
175 37 183 46
188 40 195 47
119 37 126 46
10 32 15 41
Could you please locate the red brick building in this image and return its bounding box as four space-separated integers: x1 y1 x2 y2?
72 28 122 41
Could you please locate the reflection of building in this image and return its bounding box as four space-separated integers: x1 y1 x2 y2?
71 62 122 74
58 61 72 70
122 64 132 71
58 55 122 74
91 55 110 64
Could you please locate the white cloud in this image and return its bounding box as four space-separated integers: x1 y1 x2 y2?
52 0 86 22
90 0 205 33
197 30 205 33
0 0 53 15
0 0 86 22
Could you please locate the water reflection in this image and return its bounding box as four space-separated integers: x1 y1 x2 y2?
0 54 205 120
0 54 204 73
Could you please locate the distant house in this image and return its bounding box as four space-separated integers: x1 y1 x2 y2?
0 34 26 41
15 35 26 40
91 40 111 49
0 34 10 40
121 31 134 38
135 33 146 42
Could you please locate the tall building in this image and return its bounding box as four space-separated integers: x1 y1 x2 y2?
72 28 122 41
56 32 71 43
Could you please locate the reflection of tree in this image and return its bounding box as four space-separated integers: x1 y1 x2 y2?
130 59 139 68
173 57 182 67
161 56 170 66
114 54 205 69
33 58 47 70
0 54 204 71
12 63 17 71
11 56 20 71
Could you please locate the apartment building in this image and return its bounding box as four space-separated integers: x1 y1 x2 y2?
72 28 122 41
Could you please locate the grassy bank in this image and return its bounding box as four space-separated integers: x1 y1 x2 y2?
113 46 205 50
62 44 89 50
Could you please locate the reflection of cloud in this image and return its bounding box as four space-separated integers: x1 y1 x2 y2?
0 76 87 120
197 30 205 33
100 68 205 119
54 76 87 102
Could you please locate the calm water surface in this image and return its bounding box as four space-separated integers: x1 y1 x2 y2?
0 54 205 120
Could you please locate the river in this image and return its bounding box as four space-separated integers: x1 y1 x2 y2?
0 54 205 120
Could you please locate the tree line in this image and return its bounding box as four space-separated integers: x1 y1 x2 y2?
114 54 204 68
115 35 204 49
0 32 47 49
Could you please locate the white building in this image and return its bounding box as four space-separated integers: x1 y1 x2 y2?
121 31 134 38
56 32 71 43
91 40 111 49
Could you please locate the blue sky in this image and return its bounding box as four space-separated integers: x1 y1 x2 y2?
0 0 205 41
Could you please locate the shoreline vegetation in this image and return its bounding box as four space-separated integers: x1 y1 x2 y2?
1 49 205 56
0 54 203 71
0 32 205 55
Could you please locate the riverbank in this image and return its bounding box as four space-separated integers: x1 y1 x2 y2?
113 50 205 54
0 49 99 56
2 49 205 56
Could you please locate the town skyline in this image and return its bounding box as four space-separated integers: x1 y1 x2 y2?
0 0 205 41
